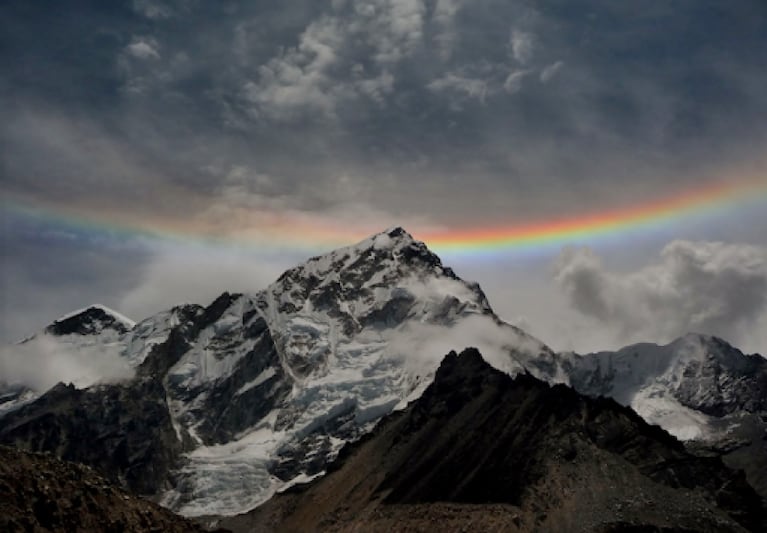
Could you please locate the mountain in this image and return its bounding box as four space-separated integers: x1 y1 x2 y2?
0 304 136 415
0 228 556 517
43 304 136 336
1 227 764 519
563 334 767 499
218 349 766 533
0 445 214 532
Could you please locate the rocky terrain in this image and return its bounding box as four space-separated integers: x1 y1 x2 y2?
218 349 765 533
0 445 215 532
563 334 767 500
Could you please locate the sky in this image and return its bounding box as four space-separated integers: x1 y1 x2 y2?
2 0 767 354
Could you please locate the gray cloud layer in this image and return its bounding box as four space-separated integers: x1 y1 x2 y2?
3 0 766 223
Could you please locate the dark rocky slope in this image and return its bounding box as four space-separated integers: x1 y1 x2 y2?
0 445 216 532
220 349 766 533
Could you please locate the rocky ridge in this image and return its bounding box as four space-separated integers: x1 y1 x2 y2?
218 349 765 533
0 445 213 532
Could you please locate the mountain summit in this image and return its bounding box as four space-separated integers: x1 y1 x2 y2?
44 304 136 336
0 228 553 517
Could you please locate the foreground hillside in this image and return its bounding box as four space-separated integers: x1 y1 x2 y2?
0 445 215 532
219 349 766 533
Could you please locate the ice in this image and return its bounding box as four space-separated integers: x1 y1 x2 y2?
631 385 712 441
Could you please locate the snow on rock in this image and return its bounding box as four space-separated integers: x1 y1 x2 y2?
563 333 767 442
146 228 554 517
53 304 136 329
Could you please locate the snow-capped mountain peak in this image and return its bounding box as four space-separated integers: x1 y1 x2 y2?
1 227 553 517
564 333 767 441
45 304 136 336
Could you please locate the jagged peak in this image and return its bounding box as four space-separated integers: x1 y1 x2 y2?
273 227 450 288
45 304 135 336
327 226 420 258
53 304 135 326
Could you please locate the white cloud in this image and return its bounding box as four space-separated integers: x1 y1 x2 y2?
126 37 161 60
132 0 172 20
359 0 426 65
243 16 346 120
428 72 489 102
553 241 767 351
431 0 466 59
242 0 427 121
503 69 529 94
0 336 134 391
510 29 534 64
540 60 564 83
119 246 293 321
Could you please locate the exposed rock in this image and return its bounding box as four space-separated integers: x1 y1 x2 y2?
0 445 217 532
221 349 765 533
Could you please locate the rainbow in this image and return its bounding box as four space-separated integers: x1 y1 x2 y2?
4 176 767 257
422 176 767 255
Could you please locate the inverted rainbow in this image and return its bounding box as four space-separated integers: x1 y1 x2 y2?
4 176 766 256
421 177 767 255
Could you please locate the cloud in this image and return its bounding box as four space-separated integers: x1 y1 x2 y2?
539 60 563 83
0 336 134 391
428 72 489 103
509 29 534 64
0 212 151 343
241 0 427 121
119 245 296 320
126 37 161 60
553 241 767 349
503 69 529 94
431 0 466 59
132 0 173 20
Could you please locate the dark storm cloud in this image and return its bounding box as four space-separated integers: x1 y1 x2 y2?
3 0 766 221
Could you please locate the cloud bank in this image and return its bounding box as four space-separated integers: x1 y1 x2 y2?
553 240 767 351
0 337 134 391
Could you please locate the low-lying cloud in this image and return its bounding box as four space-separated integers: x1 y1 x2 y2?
553 240 767 351
0 336 134 391
119 245 296 321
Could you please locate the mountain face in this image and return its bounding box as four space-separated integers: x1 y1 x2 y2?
0 227 765 519
0 228 555 517
44 304 136 336
220 349 765 533
0 304 136 415
0 445 212 533
562 334 767 499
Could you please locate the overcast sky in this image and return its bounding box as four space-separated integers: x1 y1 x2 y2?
2 0 767 353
